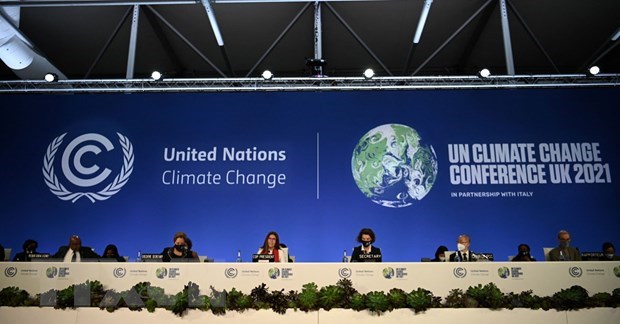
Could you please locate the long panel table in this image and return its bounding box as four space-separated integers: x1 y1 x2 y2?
2 261 619 297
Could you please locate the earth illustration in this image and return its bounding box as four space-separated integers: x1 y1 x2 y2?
352 124 438 208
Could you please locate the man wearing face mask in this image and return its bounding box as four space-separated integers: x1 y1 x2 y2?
548 230 581 261
161 232 199 262
599 242 620 261
350 228 382 262
512 243 536 262
449 234 477 262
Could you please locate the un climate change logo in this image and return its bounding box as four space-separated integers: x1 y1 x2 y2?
225 268 238 279
113 268 126 278
352 124 438 208
4 267 17 277
569 267 583 278
43 133 134 203
453 267 467 278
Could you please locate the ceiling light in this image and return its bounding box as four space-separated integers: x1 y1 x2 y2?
413 0 434 44
478 68 491 78
261 70 273 80
612 27 620 41
363 68 375 79
587 66 600 76
151 71 163 81
44 73 58 82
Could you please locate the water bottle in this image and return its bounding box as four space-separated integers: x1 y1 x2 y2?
137 250 142 262
342 250 348 263
236 250 242 262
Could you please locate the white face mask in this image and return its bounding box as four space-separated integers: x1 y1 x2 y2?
457 243 466 252
605 254 614 260
439 256 446 262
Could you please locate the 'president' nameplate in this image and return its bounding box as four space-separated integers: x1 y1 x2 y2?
252 254 275 263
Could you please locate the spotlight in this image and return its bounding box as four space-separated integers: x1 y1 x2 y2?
44 73 58 82
587 66 600 76
151 71 163 81
261 70 273 80
478 68 491 78
363 68 375 79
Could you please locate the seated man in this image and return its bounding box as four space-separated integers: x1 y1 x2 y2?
449 234 478 262
52 235 100 262
548 230 581 261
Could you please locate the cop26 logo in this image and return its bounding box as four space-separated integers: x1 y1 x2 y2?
42 133 134 203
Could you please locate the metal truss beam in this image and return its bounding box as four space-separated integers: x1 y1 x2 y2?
0 0 384 7
1 74 617 93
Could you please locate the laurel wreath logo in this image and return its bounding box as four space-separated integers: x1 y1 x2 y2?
42 133 134 203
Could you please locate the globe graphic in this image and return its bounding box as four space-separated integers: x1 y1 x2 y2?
352 124 438 208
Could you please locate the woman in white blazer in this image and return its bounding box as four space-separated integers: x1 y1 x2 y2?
257 231 288 263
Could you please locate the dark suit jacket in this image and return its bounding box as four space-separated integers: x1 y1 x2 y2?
161 247 199 262
449 250 477 262
52 246 100 260
350 245 382 262
13 251 37 262
548 247 581 261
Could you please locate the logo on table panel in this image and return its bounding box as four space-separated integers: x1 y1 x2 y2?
569 267 583 278
113 267 126 278
4 267 17 277
268 267 280 279
352 124 438 208
497 267 510 279
46 267 58 278
453 267 467 278
338 268 352 279
382 267 395 279
155 267 168 279
42 132 134 203
225 268 238 279
614 266 620 278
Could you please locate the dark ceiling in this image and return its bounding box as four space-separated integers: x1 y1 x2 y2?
1 0 619 81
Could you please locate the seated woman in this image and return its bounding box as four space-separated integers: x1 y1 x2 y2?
350 228 382 262
101 244 126 262
13 239 39 262
162 232 199 262
511 243 536 261
257 231 288 263
431 245 448 262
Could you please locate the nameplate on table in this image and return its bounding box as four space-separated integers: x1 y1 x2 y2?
28 253 51 262
252 254 275 263
356 254 382 262
141 254 163 262
581 252 604 260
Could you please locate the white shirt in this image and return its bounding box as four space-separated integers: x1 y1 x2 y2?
63 249 81 262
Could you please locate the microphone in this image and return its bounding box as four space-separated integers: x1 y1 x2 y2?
473 252 490 261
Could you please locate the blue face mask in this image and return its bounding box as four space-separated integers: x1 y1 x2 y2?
559 241 570 248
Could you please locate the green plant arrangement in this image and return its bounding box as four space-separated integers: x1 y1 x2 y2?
1 281 618 317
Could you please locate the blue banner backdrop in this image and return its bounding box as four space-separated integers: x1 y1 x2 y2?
0 88 618 262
